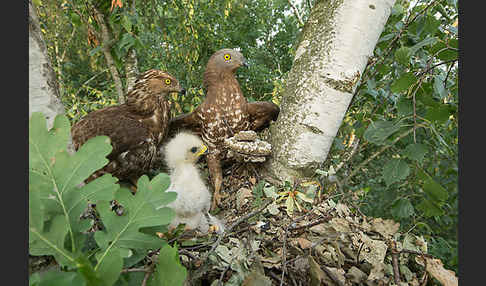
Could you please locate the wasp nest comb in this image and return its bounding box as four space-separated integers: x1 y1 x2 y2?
224 130 272 163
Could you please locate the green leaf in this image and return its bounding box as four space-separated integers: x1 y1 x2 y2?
29 112 119 266
423 177 449 202
395 47 410 66
391 198 414 219
391 72 417 93
402 143 428 163
409 37 438 54
29 215 74 267
285 195 294 216
433 75 448 99
425 105 450 124
396 97 413 116
382 159 410 186
122 15 132 33
417 198 444 217
76 255 106 285
263 185 278 200
363 120 403 145
430 42 458 61
30 269 86 286
95 248 123 286
94 174 175 271
89 46 102 56
296 191 314 204
151 244 187 286
423 15 441 36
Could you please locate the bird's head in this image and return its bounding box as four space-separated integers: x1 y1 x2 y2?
206 49 248 73
164 132 208 169
132 69 186 98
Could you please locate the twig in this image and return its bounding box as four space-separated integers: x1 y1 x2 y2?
417 58 458 78
390 241 401 284
179 249 197 261
288 215 332 231
218 256 235 286
269 271 287 285
73 69 110 98
287 0 305 27
141 271 151 286
356 243 364 264
443 60 455 86
121 267 149 273
400 248 435 259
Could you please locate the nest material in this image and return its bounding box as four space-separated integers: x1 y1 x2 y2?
224 131 272 163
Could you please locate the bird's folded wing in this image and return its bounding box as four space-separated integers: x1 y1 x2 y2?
169 108 202 134
72 108 152 158
245 101 280 131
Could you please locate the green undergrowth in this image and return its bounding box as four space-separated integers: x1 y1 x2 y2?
29 112 187 286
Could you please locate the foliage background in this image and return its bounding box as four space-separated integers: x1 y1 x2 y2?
35 0 458 273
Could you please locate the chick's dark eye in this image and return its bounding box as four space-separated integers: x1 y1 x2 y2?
190 147 198 153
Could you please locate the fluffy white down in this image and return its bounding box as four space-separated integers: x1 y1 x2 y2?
163 132 225 233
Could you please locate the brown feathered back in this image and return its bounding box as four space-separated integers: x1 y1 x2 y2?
71 69 184 183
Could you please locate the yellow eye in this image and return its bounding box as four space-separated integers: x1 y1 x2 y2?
165 79 171 85
224 54 231 61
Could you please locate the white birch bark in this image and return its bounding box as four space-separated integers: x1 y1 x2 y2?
29 0 65 129
267 0 396 181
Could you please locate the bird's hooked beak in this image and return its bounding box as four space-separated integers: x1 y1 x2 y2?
195 144 208 157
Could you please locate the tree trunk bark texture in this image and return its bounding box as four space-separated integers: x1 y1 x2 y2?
29 0 65 129
267 0 396 182
125 48 139 93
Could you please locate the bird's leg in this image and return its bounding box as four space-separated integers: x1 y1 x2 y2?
207 152 227 210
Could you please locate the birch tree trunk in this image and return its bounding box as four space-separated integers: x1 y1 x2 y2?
29 0 65 129
125 0 139 93
267 0 396 181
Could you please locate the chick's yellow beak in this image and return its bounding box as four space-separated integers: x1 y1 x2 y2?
195 144 208 157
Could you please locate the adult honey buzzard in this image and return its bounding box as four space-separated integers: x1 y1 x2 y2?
169 49 279 209
71 69 185 184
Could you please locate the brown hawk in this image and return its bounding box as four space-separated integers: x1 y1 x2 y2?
169 49 279 209
71 69 185 184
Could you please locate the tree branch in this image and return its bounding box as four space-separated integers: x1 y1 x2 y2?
92 5 125 103
343 127 420 184
287 0 304 27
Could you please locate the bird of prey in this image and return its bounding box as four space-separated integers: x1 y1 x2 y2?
162 132 224 234
71 69 185 184
169 49 280 209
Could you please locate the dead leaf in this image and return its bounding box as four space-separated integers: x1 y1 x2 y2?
309 256 326 286
236 187 253 210
416 256 458 286
241 271 272 286
346 266 367 284
110 0 123 11
370 218 400 238
297 237 312 249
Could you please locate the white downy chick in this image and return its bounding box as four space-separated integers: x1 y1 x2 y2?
163 132 225 234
